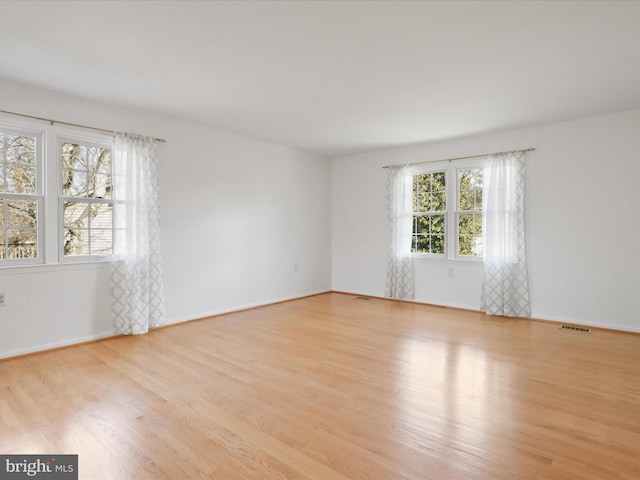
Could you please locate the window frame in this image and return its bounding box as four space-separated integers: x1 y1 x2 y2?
410 167 448 259
0 124 45 266
454 165 484 261
57 135 114 264
411 159 484 262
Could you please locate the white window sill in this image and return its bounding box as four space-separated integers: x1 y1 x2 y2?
0 260 111 276
411 254 483 265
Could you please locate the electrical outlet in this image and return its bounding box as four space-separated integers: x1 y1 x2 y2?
0 292 5 306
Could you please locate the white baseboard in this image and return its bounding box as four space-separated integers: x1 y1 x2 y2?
333 290 640 334
4 289 635 360
1 289 332 360
165 289 333 326
0 331 117 360
529 313 640 334
412 298 480 312
333 289 481 312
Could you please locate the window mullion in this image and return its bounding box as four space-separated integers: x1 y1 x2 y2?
446 166 455 260
45 130 58 263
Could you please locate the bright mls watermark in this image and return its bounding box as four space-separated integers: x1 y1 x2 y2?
0 455 77 480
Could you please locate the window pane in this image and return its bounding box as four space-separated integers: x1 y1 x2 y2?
467 235 484 256
64 228 89 256
413 214 446 254
90 229 113 255
458 213 484 256
89 173 112 199
414 215 428 235
0 130 40 264
431 192 446 211
413 172 446 218
414 174 428 194
63 201 113 256
6 165 36 194
458 232 483 257
414 193 429 212
459 213 482 237
472 213 482 234
459 190 473 211
414 235 429 253
7 200 37 228
64 201 88 228
473 235 484 256
61 142 112 201
459 168 483 211
87 146 111 173
90 203 112 229
432 172 446 191
431 214 445 234
61 143 87 170
6 135 36 165
457 169 483 257
62 170 87 197
431 234 445 254
459 213 474 234
459 235 473 255
7 229 37 259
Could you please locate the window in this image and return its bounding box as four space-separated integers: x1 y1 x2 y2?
0 127 43 265
60 139 113 259
0 116 116 268
411 162 484 260
457 168 483 256
412 171 446 254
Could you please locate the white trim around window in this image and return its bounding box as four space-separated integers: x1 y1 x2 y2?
57 135 114 264
411 158 484 262
0 112 114 268
0 124 44 266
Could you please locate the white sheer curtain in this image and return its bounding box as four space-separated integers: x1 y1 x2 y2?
110 132 166 334
480 151 530 317
385 165 414 299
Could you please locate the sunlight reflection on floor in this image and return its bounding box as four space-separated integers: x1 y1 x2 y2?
397 336 513 448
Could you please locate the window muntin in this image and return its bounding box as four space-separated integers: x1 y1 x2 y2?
411 163 484 260
0 129 43 263
59 139 113 258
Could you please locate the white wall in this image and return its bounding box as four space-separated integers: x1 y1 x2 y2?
2 76 638 359
160 122 332 323
0 79 332 358
332 109 640 332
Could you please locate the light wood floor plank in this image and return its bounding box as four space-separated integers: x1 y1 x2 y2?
1 292 639 479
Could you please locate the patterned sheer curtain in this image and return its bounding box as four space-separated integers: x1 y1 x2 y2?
385 165 414 299
110 133 166 334
480 151 530 317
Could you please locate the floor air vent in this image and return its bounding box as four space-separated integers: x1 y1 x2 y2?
354 296 372 301
560 325 591 333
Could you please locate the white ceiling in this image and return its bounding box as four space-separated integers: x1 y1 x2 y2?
2 0 640 157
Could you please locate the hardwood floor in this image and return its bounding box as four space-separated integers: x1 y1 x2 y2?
1 292 639 479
